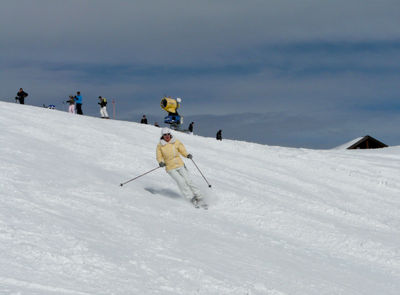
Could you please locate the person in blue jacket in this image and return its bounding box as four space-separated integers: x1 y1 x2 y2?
74 91 83 115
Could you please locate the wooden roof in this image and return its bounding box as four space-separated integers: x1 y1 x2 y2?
347 135 388 149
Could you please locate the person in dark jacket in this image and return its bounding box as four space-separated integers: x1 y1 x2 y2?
74 91 83 115
98 96 109 118
16 88 28 104
141 115 148 124
216 130 222 141
188 122 194 135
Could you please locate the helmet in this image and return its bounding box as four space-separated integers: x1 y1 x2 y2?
161 127 172 136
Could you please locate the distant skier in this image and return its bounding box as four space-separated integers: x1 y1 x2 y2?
98 96 109 119
216 130 222 141
154 122 160 127
16 88 28 104
188 122 194 135
156 128 205 208
74 91 83 115
141 115 148 124
66 95 75 113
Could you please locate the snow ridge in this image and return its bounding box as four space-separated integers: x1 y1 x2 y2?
1 102 399 295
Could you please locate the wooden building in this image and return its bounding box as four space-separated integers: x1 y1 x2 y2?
346 135 388 149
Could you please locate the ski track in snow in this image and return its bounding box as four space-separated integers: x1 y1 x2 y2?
0 102 400 294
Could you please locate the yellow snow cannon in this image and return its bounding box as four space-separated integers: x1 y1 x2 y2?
160 96 183 126
160 96 181 114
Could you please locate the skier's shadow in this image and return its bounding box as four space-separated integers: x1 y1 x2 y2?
144 187 181 199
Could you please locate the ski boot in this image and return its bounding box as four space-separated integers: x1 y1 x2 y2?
191 196 208 210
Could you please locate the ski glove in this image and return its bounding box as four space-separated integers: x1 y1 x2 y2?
187 154 193 159
159 162 166 167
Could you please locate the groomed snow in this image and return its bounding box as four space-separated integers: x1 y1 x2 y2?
1 102 399 295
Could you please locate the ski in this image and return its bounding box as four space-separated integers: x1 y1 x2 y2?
193 203 208 210
191 198 208 210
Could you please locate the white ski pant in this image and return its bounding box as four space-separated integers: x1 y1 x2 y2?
167 166 202 200
69 105 75 113
100 107 109 118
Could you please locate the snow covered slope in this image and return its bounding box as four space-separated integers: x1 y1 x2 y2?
1 102 399 295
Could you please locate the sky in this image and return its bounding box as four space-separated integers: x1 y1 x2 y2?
1 0 400 148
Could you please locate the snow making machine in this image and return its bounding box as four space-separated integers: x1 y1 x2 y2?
160 96 183 129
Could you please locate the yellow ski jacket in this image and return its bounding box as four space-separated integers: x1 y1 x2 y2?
156 137 189 171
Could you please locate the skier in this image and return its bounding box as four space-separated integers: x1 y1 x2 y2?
74 91 83 115
66 95 75 113
16 88 28 104
188 122 194 135
156 128 205 208
140 115 148 124
216 130 222 141
98 96 109 119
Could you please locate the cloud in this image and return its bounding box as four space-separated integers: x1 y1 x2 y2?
184 111 400 149
2 0 400 62
1 0 399 147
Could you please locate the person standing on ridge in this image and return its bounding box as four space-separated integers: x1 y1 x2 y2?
188 122 194 135
156 128 206 208
216 130 222 141
98 96 109 119
66 95 75 113
16 88 28 104
141 115 148 124
74 91 83 115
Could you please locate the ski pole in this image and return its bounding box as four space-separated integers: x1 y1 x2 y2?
120 166 161 187
190 158 212 188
